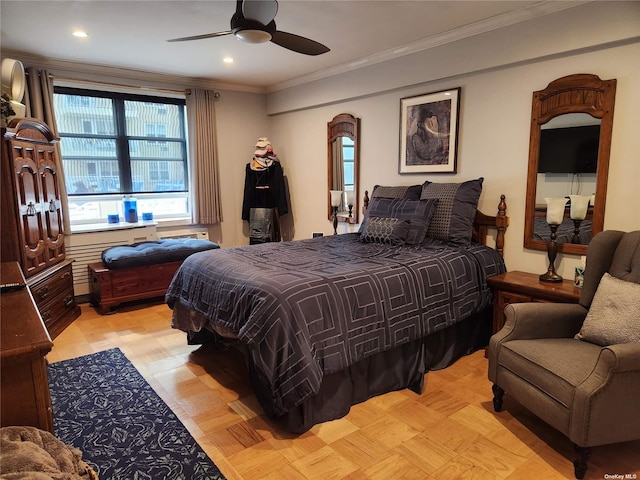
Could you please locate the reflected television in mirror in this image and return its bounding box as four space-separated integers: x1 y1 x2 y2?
538 125 600 174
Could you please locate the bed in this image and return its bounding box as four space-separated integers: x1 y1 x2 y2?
166 179 508 433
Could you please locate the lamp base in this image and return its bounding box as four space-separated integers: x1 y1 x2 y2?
540 223 562 282
539 271 563 283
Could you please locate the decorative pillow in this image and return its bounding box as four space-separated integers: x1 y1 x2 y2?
370 184 422 200
420 177 484 244
360 217 410 245
359 185 423 235
575 273 640 346
360 197 439 245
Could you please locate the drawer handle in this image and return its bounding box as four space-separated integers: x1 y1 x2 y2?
63 295 75 307
26 202 37 216
41 311 52 321
37 286 49 300
61 271 71 279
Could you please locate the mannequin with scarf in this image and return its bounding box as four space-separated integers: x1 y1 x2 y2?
242 137 288 244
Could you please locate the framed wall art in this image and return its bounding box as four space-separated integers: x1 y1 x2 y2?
399 87 461 174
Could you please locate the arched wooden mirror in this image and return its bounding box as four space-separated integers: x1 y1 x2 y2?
328 113 360 224
524 74 617 255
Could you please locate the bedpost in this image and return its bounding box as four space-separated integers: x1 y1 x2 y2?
472 194 509 257
495 194 508 258
362 190 369 216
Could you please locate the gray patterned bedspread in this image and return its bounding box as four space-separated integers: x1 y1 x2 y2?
166 233 505 415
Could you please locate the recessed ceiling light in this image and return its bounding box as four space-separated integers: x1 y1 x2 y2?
72 30 88 38
223 57 234 64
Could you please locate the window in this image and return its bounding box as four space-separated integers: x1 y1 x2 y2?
342 137 355 188
53 87 190 225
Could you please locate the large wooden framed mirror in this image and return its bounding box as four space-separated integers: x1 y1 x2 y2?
328 113 360 224
524 74 617 255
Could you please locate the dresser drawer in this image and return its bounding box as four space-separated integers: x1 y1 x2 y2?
30 263 74 307
27 259 81 340
39 289 77 330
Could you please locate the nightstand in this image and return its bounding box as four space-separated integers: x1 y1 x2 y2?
488 270 581 334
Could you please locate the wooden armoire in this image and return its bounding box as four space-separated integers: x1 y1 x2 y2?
1 117 80 339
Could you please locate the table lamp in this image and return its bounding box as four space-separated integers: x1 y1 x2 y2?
540 196 567 282
329 190 343 235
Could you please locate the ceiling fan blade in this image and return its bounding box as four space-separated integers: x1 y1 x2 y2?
242 0 278 25
167 31 232 42
271 31 330 56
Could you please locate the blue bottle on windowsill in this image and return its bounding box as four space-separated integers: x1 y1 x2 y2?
123 196 138 223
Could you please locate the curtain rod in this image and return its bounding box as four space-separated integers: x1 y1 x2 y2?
49 74 220 98
54 75 187 95
185 89 221 99
25 71 221 98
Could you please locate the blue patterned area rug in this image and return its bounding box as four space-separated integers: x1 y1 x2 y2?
48 348 226 480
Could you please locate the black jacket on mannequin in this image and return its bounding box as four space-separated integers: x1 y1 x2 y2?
241 161 288 221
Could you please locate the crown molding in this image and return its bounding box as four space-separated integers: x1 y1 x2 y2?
266 0 589 93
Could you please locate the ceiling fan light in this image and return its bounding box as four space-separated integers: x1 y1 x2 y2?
235 29 272 44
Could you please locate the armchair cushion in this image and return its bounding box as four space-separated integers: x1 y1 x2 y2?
498 338 602 408
575 273 640 346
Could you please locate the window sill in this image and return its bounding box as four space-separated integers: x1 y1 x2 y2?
69 217 194 235
69 220 158 234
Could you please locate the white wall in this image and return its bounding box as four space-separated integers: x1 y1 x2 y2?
268 5 640 280
209 89 269 247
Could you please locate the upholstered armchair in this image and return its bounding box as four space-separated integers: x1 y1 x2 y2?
488 230 640 479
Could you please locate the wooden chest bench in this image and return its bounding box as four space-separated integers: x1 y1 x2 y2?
88 239 219 314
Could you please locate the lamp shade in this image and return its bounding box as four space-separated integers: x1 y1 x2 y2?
330 190 343 207
1 58 25 102
568 195 590 220
345 190 355 207
545 197 567 225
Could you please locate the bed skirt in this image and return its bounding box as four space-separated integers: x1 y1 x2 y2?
177 304 492 434
267 308 491 433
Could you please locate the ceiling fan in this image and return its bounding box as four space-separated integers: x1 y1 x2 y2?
167 0 330 56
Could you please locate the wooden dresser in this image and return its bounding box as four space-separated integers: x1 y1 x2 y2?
0 262 55 433
488 270 582 334
1 119 80 338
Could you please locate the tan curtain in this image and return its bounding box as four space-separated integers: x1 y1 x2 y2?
186 88 222 224
23 67 71 233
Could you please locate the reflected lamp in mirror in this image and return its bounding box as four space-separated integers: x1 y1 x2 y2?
344 190 355 218
540 197 568 283
569 195 591 244
330 190 343 235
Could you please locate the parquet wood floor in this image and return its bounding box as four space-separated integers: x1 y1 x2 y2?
48 302 640 479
